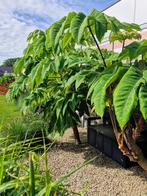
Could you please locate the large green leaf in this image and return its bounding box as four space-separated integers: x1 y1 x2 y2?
119 41 141 60
91 9 107 42
91 64 128 117
27 61 43 88
24 30 46 59
41 58 50 80
106 16 123 32
14 58 24 74
78 16 89 43
113 66 143 129
27 29 45 43
70 12 86 41
55 12 76 49
75 74 86 90
122 22 141 31
136 40 147 56
47 17 66 49
62 31 72 49
65 70 89 93
23 43 34 58
54 56 65 72
139 83 147 121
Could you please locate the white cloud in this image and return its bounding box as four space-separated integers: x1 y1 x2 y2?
0 0 73 64
0 0 115 64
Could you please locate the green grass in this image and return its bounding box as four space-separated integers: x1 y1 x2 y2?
0 96 21 125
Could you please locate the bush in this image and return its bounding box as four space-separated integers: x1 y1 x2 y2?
0 73 15 95
1 112 49 144
0 73 15 85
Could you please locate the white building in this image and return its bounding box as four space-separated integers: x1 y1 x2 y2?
101 0 147 50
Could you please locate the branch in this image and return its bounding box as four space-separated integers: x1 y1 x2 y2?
87 25 106 68
133 116 144 140
122 40 125 51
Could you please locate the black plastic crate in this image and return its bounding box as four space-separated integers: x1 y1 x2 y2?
95 132 103 152
112 142 134 168
87 126 97 147
103 136 112 157
87 117 136 168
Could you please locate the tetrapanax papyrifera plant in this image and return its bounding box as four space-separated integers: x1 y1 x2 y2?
7 9 147 170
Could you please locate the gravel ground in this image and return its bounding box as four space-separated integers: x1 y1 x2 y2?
47 128 147 196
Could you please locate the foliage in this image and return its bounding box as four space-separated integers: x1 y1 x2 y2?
7 9 147 169
0 74 15 95
109 31 141 44
0 74 15 85
1 112 49 144
119 40 147 60
8 9 140 143
1 58 19 70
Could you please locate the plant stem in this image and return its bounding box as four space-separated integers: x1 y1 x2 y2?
122 40 125 51
29 152 35 196
88 25 106 68
72 120 81 144
107 86 131 157
133 116 144 140
112 42 114 52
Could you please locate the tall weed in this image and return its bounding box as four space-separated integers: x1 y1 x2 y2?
0 130 94 195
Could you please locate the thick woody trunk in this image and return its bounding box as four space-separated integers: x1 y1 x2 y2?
108 107 147 171
138 159 147 171
72 120 81 145
124 127 147 171
107 85 147 171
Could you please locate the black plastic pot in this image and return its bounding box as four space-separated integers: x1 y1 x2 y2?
87 117 136 168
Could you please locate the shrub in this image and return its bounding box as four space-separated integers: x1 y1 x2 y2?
0 74 15 95
0 74 15 85
1 112 49 144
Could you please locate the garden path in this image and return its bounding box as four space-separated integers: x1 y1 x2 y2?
47 127 147 196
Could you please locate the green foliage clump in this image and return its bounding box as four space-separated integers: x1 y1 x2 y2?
0 74 15 85
8 8 140 143
1 57 19 68
1 112 49 144
7 8 147 169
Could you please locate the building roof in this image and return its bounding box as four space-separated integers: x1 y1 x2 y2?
102 0 121 12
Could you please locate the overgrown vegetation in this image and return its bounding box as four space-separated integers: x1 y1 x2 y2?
0 74 15 95
7 9 147 171
0 74 15 85
0 132 90 195
1 112 49 144
1 58 19 73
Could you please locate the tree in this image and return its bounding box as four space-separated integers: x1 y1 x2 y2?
1 57 20 73
7 9 147 171
1 58 19 68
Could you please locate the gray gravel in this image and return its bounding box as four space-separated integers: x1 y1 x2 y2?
47 128 147 196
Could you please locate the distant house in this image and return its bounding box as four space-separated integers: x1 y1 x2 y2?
101 0 147 51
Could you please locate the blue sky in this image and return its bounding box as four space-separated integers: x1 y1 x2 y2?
0 0 118 64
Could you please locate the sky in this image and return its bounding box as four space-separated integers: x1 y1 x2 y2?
0 0 118 64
